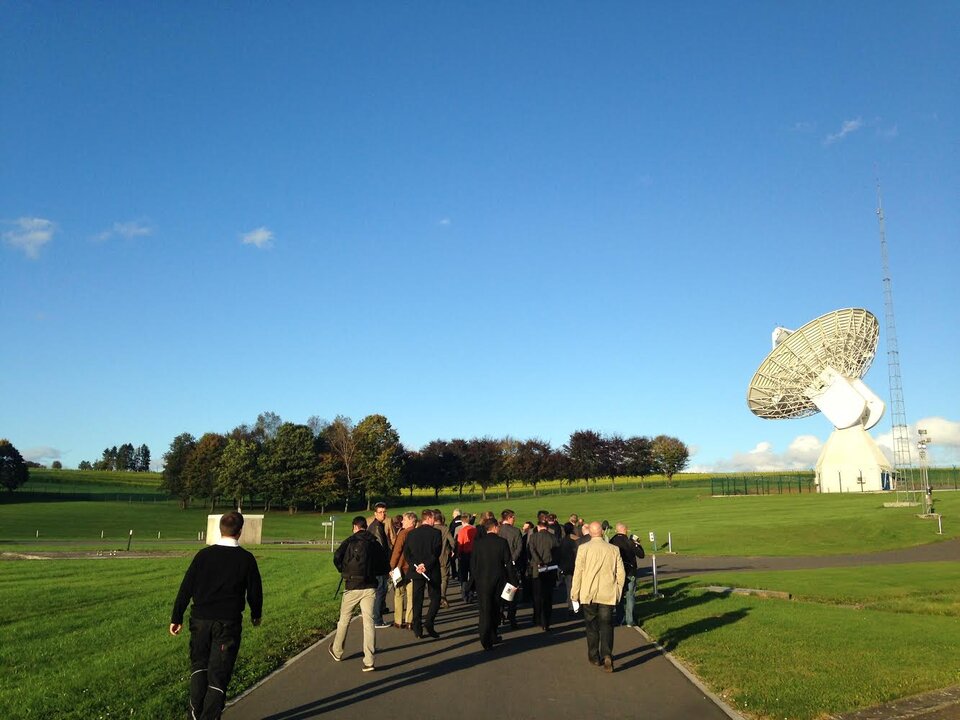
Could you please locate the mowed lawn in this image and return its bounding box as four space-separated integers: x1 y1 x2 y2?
2 488 959 719
639 563 960 720
3 486 958 554
0 549 342 719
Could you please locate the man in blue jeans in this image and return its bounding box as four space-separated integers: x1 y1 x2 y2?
609 522 645 626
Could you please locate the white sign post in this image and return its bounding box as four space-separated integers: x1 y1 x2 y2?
648 531 656 552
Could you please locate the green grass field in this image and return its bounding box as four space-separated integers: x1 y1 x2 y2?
639 564 960 719
1 486 958 719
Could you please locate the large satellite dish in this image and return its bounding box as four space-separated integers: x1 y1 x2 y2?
747 308 892 492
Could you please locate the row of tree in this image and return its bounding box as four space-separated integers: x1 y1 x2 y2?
160 412 690 513
78 443 152 472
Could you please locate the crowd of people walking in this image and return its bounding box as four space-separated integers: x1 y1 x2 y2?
330 503 647 674
168 504 646 719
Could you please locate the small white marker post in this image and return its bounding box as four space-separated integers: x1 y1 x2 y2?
651 554 662 598
668 532 673 553
649 530 656 553
126 529 133 552
36 530 39 539
101 530 104 540
938 514 943 535
157 531 161 541
330 517 336 551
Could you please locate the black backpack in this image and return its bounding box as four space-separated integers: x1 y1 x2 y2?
341 536 370 580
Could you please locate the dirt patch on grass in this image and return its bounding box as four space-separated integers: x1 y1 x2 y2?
1 550 187 560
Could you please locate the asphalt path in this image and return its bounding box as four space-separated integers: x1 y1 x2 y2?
226 594 734 720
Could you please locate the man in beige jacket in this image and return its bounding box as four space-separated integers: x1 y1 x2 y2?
571 521 625 672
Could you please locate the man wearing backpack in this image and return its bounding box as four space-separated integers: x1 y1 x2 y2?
329 516 389 671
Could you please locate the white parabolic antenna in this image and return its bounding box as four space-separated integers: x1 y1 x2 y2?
747 308 893 492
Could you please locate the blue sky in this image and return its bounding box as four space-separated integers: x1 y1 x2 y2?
3 2 958 471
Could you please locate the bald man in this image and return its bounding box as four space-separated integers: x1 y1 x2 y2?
609 522 645 626
571 521 624 672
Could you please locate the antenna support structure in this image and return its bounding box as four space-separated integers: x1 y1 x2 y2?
876 182 920 505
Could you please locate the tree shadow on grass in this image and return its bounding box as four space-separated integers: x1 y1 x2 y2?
656 609 750 653
633 579 751 653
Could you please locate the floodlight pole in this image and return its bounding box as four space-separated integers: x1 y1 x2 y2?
918 429 933 514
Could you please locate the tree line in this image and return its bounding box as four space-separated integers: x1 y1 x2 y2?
159 412 690 513
78 443 152 472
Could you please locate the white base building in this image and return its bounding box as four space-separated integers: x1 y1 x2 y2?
816 426 893 493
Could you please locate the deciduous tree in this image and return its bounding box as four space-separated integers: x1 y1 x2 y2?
353 414 403 509
623 435 654 488
324 416 357 512
0 439 29 492
217 437 260 511
260 423 317 514
565 430 604 492
185 433 228 511
162 433 196 508
651 435 690 486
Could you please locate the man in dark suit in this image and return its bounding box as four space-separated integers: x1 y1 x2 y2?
470 517 520 650
403 508 443 639
527 520 560 631
498 509 523 629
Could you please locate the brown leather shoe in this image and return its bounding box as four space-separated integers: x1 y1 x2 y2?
602 656 614 673
401 622 411 629
392 622 402 628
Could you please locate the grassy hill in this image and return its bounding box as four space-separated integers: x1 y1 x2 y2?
23 468 163 495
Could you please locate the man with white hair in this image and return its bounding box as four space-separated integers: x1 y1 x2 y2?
571 521 624 672
609 522 645 626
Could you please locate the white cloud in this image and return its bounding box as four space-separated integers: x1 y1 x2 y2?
96 220 154 241
877 124 899 140
792 121 816 133
242 226 274 249
438 218 452 226
22 446 62 463
824 117 863 145
691 434 824 473
876 417 960 466
3 217 55 259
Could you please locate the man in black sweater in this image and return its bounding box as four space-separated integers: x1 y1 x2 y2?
170 511 262 720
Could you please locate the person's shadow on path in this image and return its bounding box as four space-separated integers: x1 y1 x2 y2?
262 616 585 720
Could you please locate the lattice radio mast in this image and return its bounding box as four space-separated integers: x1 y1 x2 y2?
876 180 919 504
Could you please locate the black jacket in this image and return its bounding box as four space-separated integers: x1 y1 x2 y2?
609 533 645 574
334 530 389 590
403 524 442 581
470 533 519 592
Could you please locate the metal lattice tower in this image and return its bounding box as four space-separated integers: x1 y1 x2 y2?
876 182 918 502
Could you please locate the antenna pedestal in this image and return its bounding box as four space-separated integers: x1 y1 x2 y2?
815 426 894 493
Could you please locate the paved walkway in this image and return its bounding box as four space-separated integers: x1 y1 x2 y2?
227 596 735 720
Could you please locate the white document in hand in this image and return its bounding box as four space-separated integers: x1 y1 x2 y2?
571 600 581 613
390 567 402 586
500 583 518 602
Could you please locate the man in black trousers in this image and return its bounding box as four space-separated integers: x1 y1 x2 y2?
527 520 559 631
471 517 520 650
170 512 263 720
403 508 443 639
